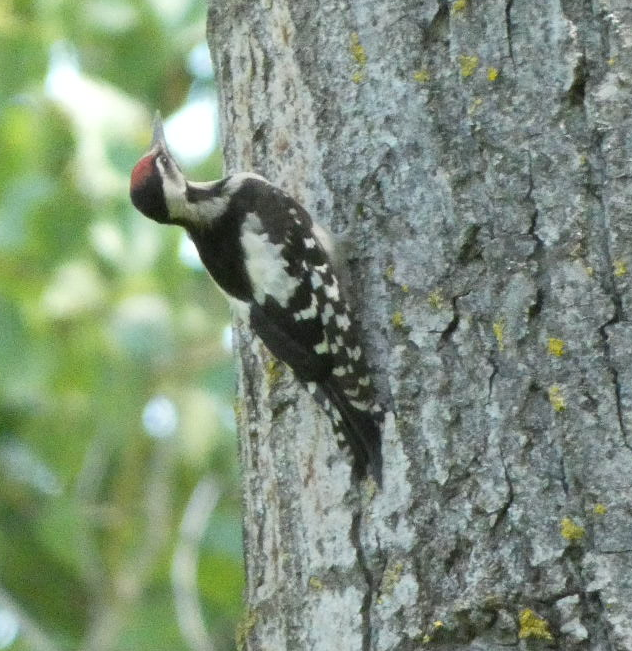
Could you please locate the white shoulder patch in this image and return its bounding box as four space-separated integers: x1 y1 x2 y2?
241 212 300 307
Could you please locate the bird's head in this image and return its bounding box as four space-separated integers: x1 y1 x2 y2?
130 113 187 225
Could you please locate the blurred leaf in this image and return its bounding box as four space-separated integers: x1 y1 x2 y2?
0 502 90 640
0 2 240 649
199 551 244 614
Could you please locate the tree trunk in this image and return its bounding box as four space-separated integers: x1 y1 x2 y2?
207 0 632 648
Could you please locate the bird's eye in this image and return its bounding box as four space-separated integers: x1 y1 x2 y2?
159 155 169 167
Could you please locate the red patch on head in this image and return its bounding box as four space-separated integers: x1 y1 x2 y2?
130 155 155 192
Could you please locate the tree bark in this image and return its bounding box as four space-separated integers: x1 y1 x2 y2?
208 0 632 649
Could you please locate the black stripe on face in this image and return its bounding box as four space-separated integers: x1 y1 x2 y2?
185 178 227 203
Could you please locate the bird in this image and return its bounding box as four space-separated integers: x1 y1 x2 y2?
130 113 383 483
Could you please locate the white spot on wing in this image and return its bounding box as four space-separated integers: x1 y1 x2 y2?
294 294 318 321
304 237 316 248
333 366 347 377
314 339 328 354
335 312 351 331
347 345 361 361
322 303 335 322
324 278 340 301
311 271 323 290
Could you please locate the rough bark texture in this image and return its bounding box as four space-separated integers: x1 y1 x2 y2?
207 0 632 649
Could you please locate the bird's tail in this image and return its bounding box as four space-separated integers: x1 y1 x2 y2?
311 381 383 485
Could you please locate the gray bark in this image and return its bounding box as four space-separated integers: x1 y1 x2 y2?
207 0 632 649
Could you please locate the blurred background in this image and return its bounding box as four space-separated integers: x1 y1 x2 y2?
0 1 245 650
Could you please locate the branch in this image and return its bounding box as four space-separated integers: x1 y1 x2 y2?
171 476 221 651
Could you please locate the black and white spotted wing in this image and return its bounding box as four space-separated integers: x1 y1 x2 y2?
236 178 383 482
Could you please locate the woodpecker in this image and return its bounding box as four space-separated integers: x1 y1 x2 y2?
130 114 383 483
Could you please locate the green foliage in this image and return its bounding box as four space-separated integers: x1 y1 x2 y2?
0 1 243 649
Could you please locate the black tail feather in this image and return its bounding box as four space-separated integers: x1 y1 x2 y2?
319 382 383 485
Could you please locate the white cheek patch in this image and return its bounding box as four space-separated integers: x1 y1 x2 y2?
160 165 189 221
241 213 300 307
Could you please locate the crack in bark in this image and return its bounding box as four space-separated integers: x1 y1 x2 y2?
524 151 548 335
590 591 617 651
559 457 570 497
566 54 588 109
487 358 498 402
457 224 482 264
505 0 515 67
594 216 628 447
527 287 544 321
350 512 374 651
490 456 515 534
598 319 631 451
438 292 472 350
525 153 539 237
588 134 630 449
438 298 460 349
